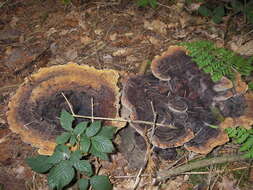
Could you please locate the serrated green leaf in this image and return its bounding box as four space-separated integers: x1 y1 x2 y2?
54 144 71 160
212 15 223 24
198 5 212 17
211 74 222 82
137 0 149 7
239 137 253 151
48 160 75 190
228 128 238 138
236 133 249 144
78 178 89 190
62 0 71 4
86 121 102 137
69 135 77 146
80 135 91 153
231 0 243 12
70 150 83 163
149 0 157 8
60 109 74 131
56 132 71 144
73 159 93 176
91 136 114 153
26 155 52 173
243 152 253 159
90 175 112 190
213 6 225 17
90 145 109 161
47 151 66 165
97 126 117 139
74 122 88 136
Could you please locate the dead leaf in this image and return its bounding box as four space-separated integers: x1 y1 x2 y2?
230 39 253 56
113 48 132 56
80 36 92 45
218 176 241 190
109 33 118 41
144 20 167 35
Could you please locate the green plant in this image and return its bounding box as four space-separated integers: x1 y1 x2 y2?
137 0 157 8
26 109 117 190
197 0 253 24
180 40 253 82
248 81 253 91
198 3 225 24
225 127 253 158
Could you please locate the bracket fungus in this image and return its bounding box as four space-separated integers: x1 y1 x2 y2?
7 63 120 155
122 46 251 156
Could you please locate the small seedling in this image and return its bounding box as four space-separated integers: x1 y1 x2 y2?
26 109 117 190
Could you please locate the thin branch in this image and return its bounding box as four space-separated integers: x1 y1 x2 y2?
157 154 250 182
113 166 253 180
91 97 94 123
132 101 156 190
61 92 75 115
150 101 157 139
73 114 176 128
61 92 176 129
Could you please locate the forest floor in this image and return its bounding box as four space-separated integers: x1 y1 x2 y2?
0 0 253 189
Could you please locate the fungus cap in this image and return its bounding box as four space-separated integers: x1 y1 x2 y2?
7 63 120 155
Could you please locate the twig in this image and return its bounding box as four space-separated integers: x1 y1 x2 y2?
150 101 157 139
0 83 20 92
133 167 144 190
91 97 94 123
61 93 75 115
113 166 253 179
132 101 157 190
157 154 250 182
0 0 9 8
61 92 175 128
74 113 176 128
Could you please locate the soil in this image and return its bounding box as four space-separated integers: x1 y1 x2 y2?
0 0 253 189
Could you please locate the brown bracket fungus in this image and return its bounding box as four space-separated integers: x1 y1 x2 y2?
7 63 120 155
121 46 252 157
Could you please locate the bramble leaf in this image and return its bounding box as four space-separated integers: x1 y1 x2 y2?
97 126 117 139
90 145 109 161
60 109 74 131
86 121 102 137
48 160 75 190
69 135 77 146
26 155 52 173
90 175 112 190
74 122 88 136
56 132 71 144
78 178 89 190
198 5 212 17
91 136 114 153
73 159 93 177
80 135 91 153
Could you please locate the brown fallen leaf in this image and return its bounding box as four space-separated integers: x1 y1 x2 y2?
218 176 241 190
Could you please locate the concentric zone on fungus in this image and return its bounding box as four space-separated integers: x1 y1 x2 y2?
7 63 120 155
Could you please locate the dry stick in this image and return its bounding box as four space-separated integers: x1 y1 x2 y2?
132 101 157 190
157 154 249 182
61 92 75 115
91 97 94 123
61 92 176 129
0 83 20 92
113 166 253 179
